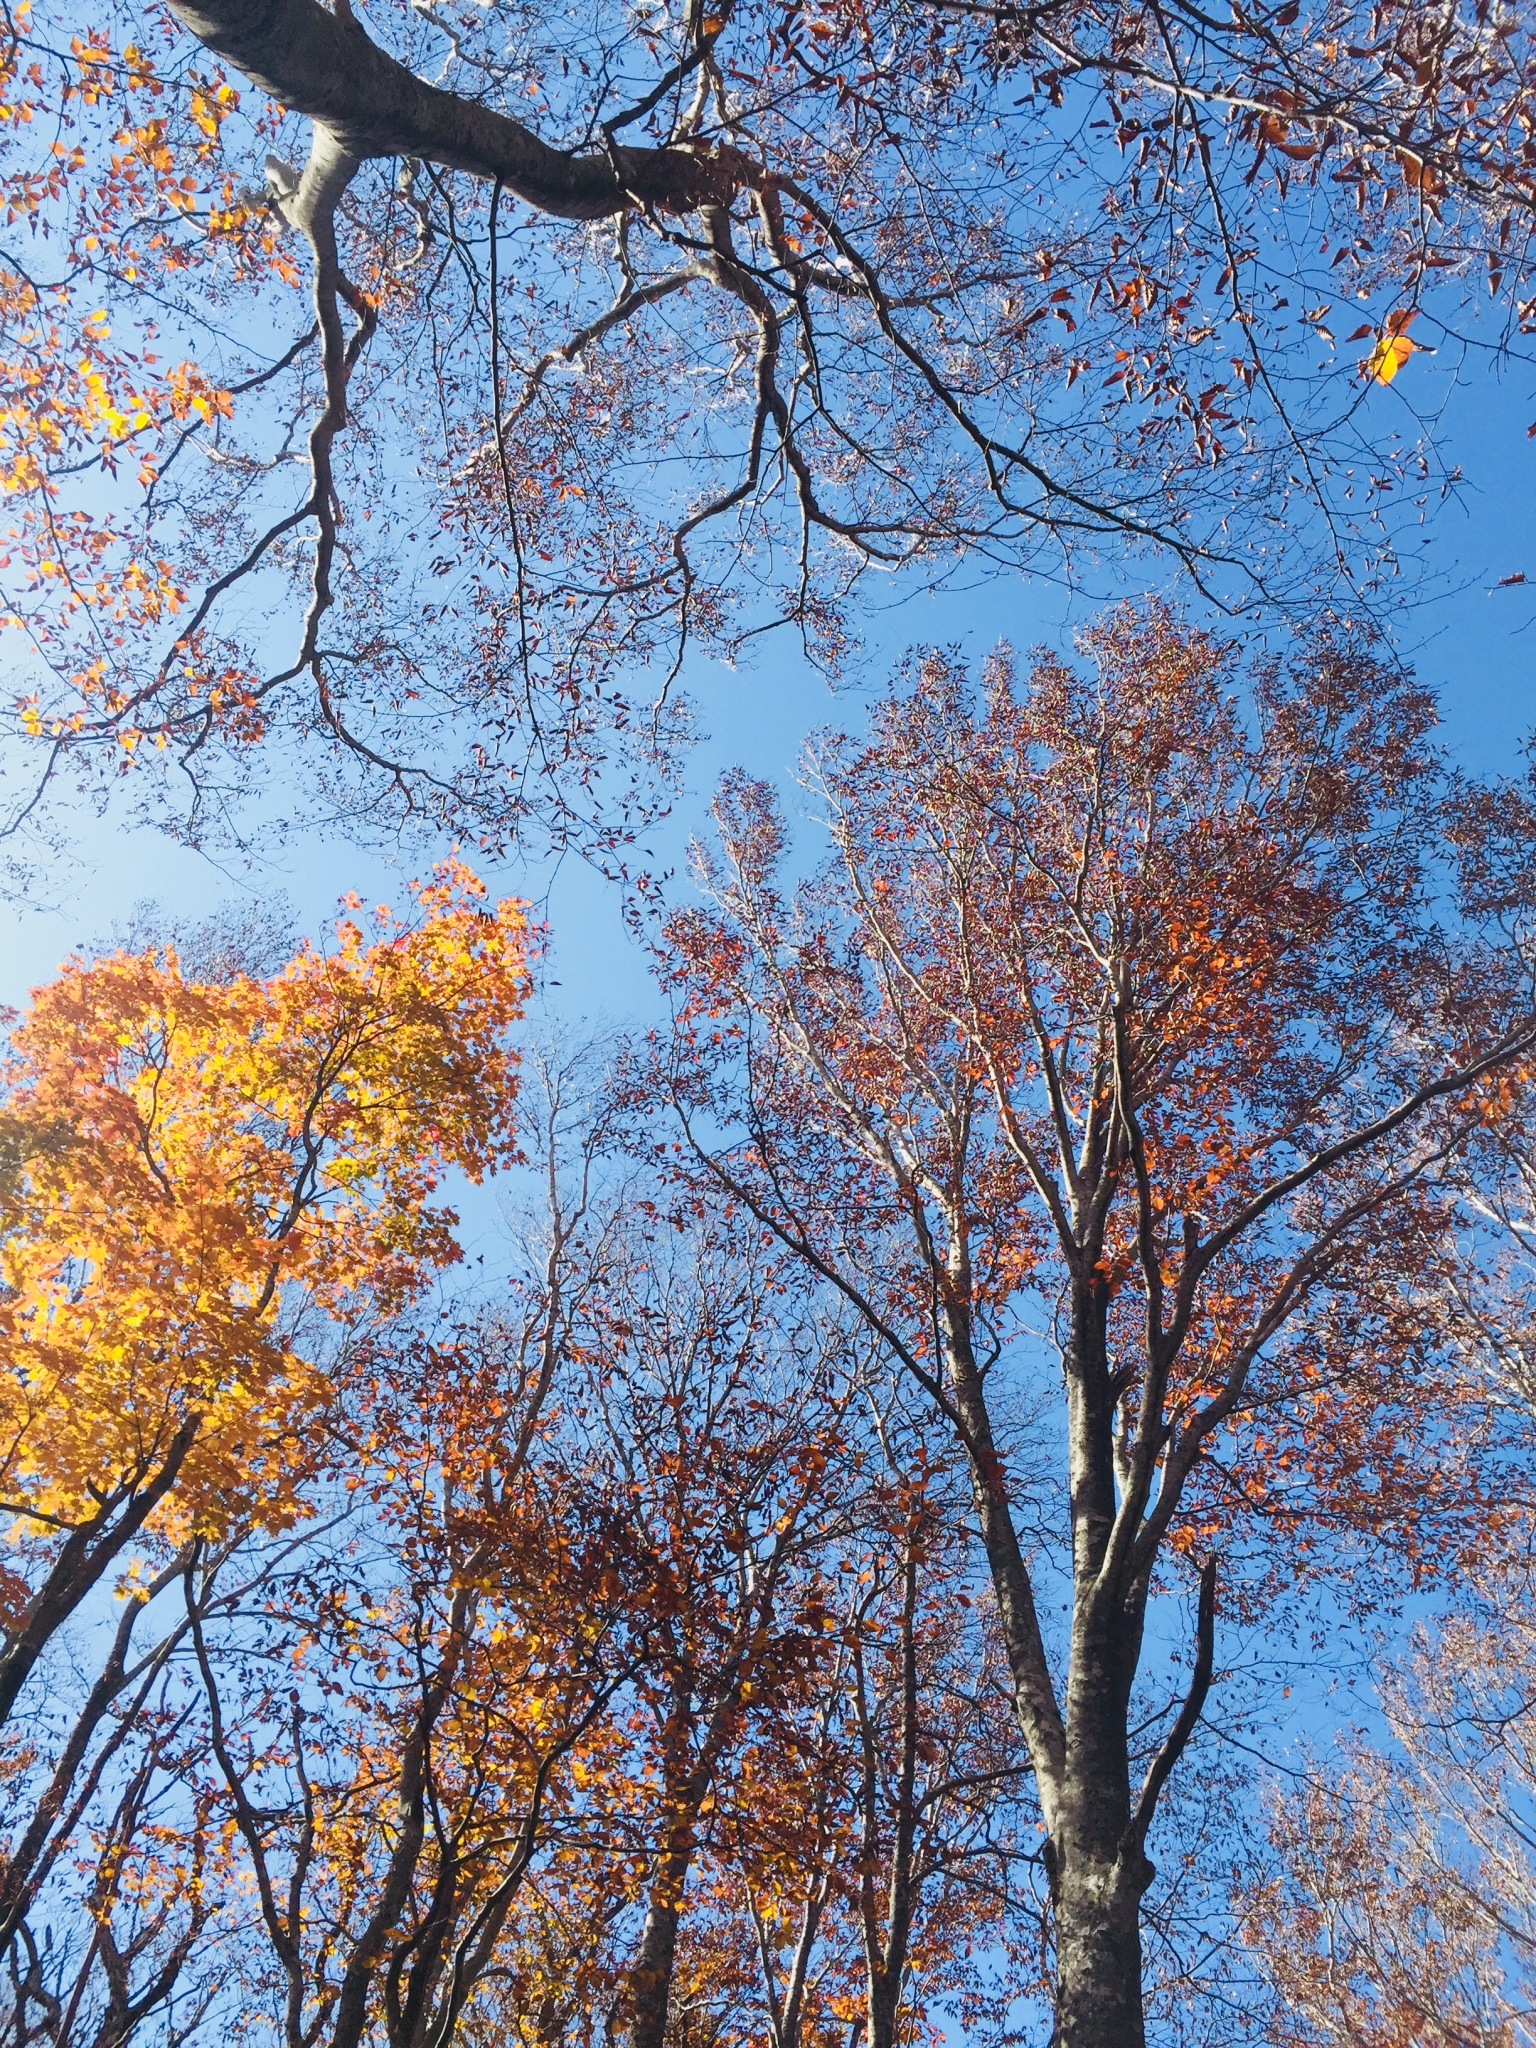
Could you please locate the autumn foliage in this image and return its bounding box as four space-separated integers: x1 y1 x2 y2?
5 615 1536 2048
0 861 528 1742
1 861 527 1529
0 888 1049 2048
2 0 1536 2018
657 604 1536 2044
0 0 1534 870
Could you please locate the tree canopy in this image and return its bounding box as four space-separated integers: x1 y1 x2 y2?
4 615 1536 2044
3 0 1536 2020
1 0 1532 867
657 603 1536 2045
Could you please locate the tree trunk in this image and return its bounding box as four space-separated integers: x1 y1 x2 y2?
857 1536 919 2048
1051 1837 1150 2048
621 1884 684 2048
1047 1272 1153 2048
864 1967 903 2048
619 1668 696 2048
940 1274 1159 2048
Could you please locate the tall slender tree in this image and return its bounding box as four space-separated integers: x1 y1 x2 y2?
658 604 1536 2045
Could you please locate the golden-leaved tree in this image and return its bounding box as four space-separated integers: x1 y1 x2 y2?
0 860 530 2020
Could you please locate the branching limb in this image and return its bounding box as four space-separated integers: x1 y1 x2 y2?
1131 1553 1217 1844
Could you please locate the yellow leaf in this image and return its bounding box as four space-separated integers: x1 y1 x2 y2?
1364 333 1411 383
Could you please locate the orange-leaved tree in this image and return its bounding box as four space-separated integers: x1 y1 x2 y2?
0 861 529 1973
469 1196 1031 2048
182 1319 644 2048
708 1432 1033 2048
657 605 1536 2048
169 1041 634 2048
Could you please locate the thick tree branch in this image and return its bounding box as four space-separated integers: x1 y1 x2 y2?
166 0 745 218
